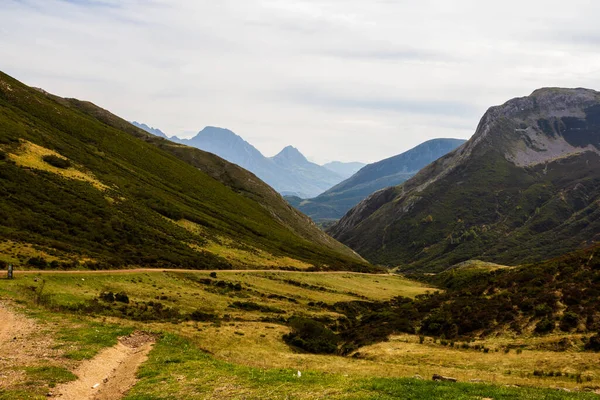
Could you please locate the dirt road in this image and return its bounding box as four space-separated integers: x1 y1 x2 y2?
13 268 392 276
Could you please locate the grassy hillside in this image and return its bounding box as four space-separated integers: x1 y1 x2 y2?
1 270 599 398
0 71 368 271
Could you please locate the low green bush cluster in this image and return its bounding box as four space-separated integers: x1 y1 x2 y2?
585 334 600 352
228 301 284 314
42 154 71 169
283 317 340 354
99 291 129 304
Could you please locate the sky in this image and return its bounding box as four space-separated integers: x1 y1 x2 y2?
3 1 600 163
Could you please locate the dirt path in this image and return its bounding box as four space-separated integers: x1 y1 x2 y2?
51 331 155 400
14 268 392 276
0 302 60 388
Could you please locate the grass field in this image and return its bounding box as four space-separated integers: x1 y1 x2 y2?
1 271 599 399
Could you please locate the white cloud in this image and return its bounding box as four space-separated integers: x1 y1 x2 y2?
2 0 600 163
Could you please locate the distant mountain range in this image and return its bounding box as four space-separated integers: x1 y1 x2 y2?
287 139 466 222
329 88 600 272
133 124 353 199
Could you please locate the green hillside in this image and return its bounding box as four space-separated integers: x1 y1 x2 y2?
0 71 369 271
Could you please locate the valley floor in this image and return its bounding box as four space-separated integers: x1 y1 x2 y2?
0 270 599 399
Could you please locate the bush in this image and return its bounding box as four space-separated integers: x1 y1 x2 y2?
535 318 555 334
42 155 71 169
283 317 339 354
585 334 600 352
99 292 115 302
189 310 216 321
560 312 579 331
115 292 129 303
27 256 48 269
229 301 284 314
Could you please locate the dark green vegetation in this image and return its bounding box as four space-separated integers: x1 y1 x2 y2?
41 154 71 169
287 138 465 222
0 71 369 271
283 316 340 354
330 88 600 272
309 244 600 354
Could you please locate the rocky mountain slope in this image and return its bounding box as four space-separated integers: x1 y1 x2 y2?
329 88 600 272
0 71 368 270
289 139 465 222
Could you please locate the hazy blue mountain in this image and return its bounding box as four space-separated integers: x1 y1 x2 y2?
322 161 366 179
131 121 169 138
288 138 466 222
270 146 344 197
169 127 344 198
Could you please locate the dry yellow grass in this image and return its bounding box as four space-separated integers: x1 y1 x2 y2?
8 140 109 191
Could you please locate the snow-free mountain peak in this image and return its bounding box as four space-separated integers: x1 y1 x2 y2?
272 145 309 165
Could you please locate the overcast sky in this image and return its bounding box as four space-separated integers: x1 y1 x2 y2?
3 0 600 163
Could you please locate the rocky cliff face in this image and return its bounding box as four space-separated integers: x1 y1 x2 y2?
329 88 600 271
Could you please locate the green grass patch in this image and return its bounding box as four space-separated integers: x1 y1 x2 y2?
24 366 77 388
57 321 134 360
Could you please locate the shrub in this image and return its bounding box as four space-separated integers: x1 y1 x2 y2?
229 301 284 314
560 312 579 331
534 304 553 317
27 256 48 269
42 155 71 169
99 292 115 302
535 318 555 334
283 317 339 354
585 334 600 352
189 310 216 322
115 292 129 303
